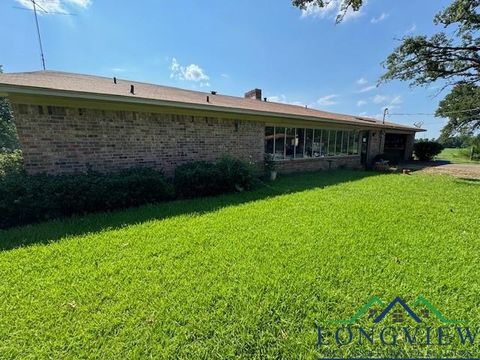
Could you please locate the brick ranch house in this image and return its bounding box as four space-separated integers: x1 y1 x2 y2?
0 71 424 176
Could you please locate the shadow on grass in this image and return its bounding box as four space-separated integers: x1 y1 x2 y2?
455 177 480 184
0 170 378 251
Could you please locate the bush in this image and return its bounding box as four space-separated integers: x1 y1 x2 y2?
0 168 173 229
0 150 24 177
215 156 256 192
413 141 445 161
0 155 258 228
174 156 256 198
173 161 221 198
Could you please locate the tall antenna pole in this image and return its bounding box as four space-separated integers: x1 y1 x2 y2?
32 0 46 70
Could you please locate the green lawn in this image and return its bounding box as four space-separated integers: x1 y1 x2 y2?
437 147 480 164
1 170 480 359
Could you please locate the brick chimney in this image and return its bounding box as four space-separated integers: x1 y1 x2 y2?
244 88 262 100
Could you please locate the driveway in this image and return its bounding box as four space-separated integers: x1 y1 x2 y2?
420 163 480 179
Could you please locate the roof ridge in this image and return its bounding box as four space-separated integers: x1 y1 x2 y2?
0 70 376 119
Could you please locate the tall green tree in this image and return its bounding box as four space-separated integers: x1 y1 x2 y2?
382 0 480 87
436 83 480 137
0 66 20 152
381 0 480 136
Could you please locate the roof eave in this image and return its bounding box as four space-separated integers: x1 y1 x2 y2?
0 83 423 132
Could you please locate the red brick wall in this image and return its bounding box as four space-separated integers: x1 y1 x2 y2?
12 104 265 177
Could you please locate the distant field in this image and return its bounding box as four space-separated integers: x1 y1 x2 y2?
437 147 480 164
1 171 479 358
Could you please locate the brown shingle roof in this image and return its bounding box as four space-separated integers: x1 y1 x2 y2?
0 71 423 132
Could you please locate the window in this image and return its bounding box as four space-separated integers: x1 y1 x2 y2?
313 129 323 157
305 129 313 158
347 132 353 155
336 131 343 155
265 127 360 159
295 128 305 159
285 128 296 159
327 130 336 156
342 131 349 154
274 127 286 160
351 131 359 155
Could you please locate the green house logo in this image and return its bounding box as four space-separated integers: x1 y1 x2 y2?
315 296 476 351
328 295 462 325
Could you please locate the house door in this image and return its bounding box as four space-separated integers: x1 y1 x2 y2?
360 131 369 165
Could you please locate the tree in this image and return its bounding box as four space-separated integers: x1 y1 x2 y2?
436 83 480 137
438 132 479 148
292 0 363 22
0 66 20 152
381 0 480 88
381 0 480 137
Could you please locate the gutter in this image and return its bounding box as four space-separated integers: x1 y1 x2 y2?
0 83 425 132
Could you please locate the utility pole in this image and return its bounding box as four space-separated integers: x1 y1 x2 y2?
14 1 75 70
382 107 389 125
32 0 46 70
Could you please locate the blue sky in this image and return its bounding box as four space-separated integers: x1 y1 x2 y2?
1 0 454 138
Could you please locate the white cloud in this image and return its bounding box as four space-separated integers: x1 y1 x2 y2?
301 0 364 22
405 23 417 35
66 0 91 7
370 12 389 24
373 94 388 104
170 58 210 87
15 0 91 13
357 77 368 85
184 64 209 82
317 94 339 107
358 85 376 93
221 73 230 79
267 95 305 107
357 100 367 106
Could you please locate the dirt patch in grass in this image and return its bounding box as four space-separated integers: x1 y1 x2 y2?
421 163 480 179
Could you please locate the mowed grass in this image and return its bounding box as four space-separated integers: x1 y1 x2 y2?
1 170 480 359
438 147 480 164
